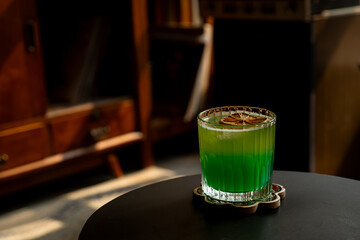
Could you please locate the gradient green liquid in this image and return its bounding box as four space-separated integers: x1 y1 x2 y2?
198 115 275 201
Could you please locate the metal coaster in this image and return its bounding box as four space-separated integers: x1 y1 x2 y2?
193 183 286 214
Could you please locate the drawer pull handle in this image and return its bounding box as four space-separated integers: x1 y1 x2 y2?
0 154 9 166
90 126 110 141
24 20 36 53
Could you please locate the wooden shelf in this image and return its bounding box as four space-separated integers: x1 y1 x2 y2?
0 132 143 181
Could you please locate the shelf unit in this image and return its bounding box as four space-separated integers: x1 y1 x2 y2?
0 0 153 196
147 0 213 142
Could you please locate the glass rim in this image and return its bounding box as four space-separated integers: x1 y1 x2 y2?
197 106 276 129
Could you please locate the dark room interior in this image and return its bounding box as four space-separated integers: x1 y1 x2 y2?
1 0 360 239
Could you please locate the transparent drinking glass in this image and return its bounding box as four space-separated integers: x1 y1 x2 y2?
197 106 276 202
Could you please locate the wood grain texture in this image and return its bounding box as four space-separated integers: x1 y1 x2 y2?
0 120 50 171
0 0 154 194
314 15 360 178
0 0 46 124
0 132 143 180
131 0 154 167
48 98 137 153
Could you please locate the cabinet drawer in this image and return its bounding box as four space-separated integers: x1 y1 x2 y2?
0 122 50 171
48 98 137 153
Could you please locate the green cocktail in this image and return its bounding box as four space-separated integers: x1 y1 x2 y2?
197 106 276 202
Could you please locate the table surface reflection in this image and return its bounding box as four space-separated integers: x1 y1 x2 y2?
79 171 360 240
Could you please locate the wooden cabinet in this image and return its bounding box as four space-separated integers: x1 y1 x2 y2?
47 98 137 153
314 14 360 179
0 121 50 170
0 0 153 195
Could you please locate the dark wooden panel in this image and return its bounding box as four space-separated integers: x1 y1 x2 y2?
0 121 50 171
0 0 46 124
48 98 137 153
314 15 360 178
131 0 154 167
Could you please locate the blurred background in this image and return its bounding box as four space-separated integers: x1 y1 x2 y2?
1 0 360 224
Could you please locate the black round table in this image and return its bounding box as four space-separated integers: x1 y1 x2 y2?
79 171 360 239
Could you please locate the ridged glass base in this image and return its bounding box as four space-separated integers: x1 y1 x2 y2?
202 180 272 203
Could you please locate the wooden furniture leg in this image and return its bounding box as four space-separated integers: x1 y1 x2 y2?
106 153 124 177
131 0 154 167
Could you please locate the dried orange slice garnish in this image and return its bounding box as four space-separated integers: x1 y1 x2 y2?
219 112 268 126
